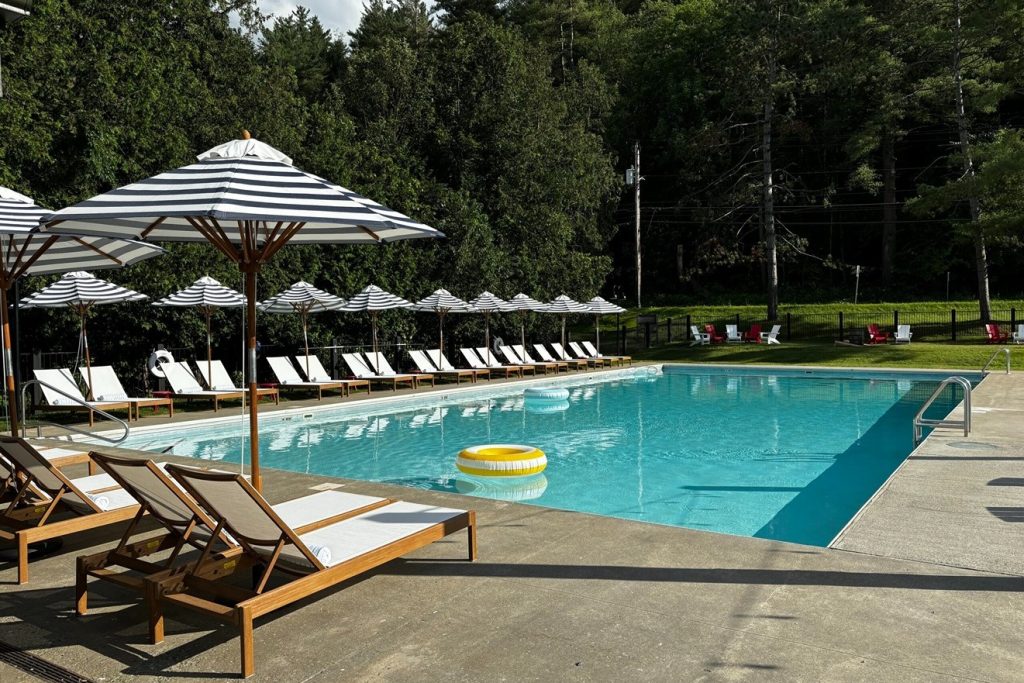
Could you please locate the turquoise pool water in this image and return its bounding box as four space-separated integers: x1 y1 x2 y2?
118 366 974 546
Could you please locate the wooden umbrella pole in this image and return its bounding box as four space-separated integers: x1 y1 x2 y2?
371 311 379 360
243 263 262 492
595 314 601 352
80 306 94 401
0 286 18 434
438 310 445 357
205 307 213 389
561 315 566 350
302 309 310 376
483 311 490 357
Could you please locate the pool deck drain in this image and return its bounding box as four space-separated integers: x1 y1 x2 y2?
3 367 1024 681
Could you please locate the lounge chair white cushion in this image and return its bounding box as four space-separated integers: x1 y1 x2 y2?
271 490 387 529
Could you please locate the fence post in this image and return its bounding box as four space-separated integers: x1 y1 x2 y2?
735 313 740 328
951 309 957 342
1012 307 1016 331
685 314 691 341
666 318 672 343
786 312 792 341
893 309 899 331
838 311 844 340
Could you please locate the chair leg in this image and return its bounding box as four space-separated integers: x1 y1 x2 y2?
75 556 89 615
146 579 165 644
467 511 477 561
17 533 28 584
240 606 255 677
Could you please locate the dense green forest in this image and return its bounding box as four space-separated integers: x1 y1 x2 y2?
1 0 1022 378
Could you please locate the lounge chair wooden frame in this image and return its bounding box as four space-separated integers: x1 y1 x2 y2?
0 436 140 584
409 349 476 384
78 366 175 420
154 466 476 678
581 341 631 364
476 347 534 376
266 356 353 400
460 348 524 378
194 359 281 404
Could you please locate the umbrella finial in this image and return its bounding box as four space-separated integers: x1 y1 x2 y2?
242 129 251 140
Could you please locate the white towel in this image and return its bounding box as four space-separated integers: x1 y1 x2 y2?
87 493 111 510
305 543 332 566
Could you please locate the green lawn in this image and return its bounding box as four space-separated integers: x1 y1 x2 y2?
632 340 1023 371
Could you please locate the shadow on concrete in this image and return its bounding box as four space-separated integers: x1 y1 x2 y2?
986 507 1024 522
988 477 1024 487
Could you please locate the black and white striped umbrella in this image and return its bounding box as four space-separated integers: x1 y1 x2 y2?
545 295 591 348
412 289 474 354
341 284 413 357
43 133 441 491
21 271 148 398
469 291 512 353
0 187 163 430
505 293 550 352
259 281 345 376
585 296 626 351
153 276 245 382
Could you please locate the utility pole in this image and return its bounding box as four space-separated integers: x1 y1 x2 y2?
627 142 642 309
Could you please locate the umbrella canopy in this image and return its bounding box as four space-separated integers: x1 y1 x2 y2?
468 291 511 354
341 284 413 359
412 289 474 355
585 296 626 352
44 132 441 492
504 293 550 352
21 271 148 399
259 281 345 376
545 295 591 349
0 187 163 431
153 276 245 383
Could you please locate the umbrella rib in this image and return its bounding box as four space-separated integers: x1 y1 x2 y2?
139 216 167 239
262 222 305 261
13 234 58 280
73 236 124 266
190 217 240 263
359 226 381 242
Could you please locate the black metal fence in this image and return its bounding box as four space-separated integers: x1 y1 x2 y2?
607 308 1021 352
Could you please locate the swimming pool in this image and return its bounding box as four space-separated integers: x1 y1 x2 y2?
116 365 976 546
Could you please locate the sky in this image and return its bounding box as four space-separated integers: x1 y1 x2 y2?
257 0 435 38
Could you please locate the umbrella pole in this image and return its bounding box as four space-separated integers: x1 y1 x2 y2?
483 312 490 356
595 314 601 353
0 287 18 434
205 307 213 389
371 311 379 360
302 310 310 377
561 315 566 350
81 308 94 401
520 313 526 354
438 311 445 357
243 263 262 492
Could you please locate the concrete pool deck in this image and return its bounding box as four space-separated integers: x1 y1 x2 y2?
2 367 1023 681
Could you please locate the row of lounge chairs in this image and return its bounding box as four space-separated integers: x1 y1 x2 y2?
0 436 476 677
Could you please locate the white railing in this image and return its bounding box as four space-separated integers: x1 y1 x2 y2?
20 379 129 444
981 347 1011 375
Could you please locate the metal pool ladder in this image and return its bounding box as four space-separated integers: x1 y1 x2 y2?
913 376 972 445
981 347 1011 375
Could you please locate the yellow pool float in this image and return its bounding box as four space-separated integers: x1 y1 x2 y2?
456 444 547 477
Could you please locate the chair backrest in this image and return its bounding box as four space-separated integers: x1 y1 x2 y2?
197 360 237 390
91 451 219 535
532 344 554 362
165 464 322 570
408 349 437 373
461 348 486 369
704 324 717 335
986 323 999 338
569 342 588 358
33 368 86 406
551 343 572 361
1017 324 1024 337
266 357 303 384
499 344 524 366
582 340 600 356
515 345 539 363
726 324 740 339
897 324 911 339
295 355 332 381
747 324 761 337
365 351 399 375
867 323 880 335
427 349 456 371
478 347 504 367
162 361 206 394
342 353 374 379
0 436 96 509
79 365 127 401
769 324 782 337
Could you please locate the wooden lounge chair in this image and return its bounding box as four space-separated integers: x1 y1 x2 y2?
409 349 476 384
476 347 534 376
550 342 597 369
195 359 280 404
266 356 348 399
725 324 742 343
342 352 417 391
986 323 1010 344
152 465 477 677
0 436 140 584
570 341 616 366
427 349 489 382
461 348 523 378
76 452 391 630
162 361 245 411
78 365 174 419
581 341 630 364
295 355 370 396
530 344 576 371
760 324 782 345
866 324 888 344
32 368 133 426
509 345 562 373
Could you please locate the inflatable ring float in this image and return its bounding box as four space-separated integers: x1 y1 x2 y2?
456 444 547 477
147 349 175 378
524 386 570 402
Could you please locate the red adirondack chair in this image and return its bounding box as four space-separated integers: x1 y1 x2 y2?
986 324 1010 344
866 324 888 344
742 324 762 343
704 324 725 344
